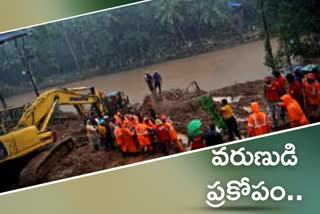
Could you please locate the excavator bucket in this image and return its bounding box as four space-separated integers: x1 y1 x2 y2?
200 96 226 130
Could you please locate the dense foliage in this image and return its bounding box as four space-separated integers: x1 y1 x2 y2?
0 0 319 96
260 0 320 68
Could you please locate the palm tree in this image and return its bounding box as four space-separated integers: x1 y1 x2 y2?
257 0 275 72
200 0 230 28
57 22 81 72
103 12 126 68
154 0 187 44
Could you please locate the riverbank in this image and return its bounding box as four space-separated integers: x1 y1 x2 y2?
5 38 276 108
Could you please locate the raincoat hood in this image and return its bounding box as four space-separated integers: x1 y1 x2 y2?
281 94 293 107
251 102 260 113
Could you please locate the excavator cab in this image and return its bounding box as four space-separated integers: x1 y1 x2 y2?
0 142 8 160
0 105 26 135
105 91 130 115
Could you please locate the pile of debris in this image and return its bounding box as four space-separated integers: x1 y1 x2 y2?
148 80 266 137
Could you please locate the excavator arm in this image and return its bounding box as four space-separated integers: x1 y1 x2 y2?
0 86 108 164
17 87 108 131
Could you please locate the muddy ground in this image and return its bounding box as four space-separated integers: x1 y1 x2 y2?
44 80 269 183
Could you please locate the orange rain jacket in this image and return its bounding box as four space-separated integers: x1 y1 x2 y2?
97 125 107 137
165 122 184 152
120 127 137 153
114 126 124 146
133 115 139 125
135 123 151 147
281 94 309 128
144 117 156 129
247 102 271 136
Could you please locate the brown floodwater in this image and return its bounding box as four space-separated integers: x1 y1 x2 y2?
6 39 276 106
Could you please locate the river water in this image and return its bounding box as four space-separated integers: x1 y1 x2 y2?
6 39 276 106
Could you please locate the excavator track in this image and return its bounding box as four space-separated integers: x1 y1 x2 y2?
19 137 74 187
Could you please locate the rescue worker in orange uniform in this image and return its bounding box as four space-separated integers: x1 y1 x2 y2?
135 117 152 151
247 102 271 137
122 115 130 125
144 117 157 145
144 117 156 129
167 122 184 152
280 94 309 128
125 114 134 127
160 114 184 152
125 114 138 128
303 73 319 121
113 112 122 127
120 123 138 155
133 114 139 126
114 122 124 149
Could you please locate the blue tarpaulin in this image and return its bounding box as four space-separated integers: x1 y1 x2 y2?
288 64 304 72
300 64 320 73
0 29 31 44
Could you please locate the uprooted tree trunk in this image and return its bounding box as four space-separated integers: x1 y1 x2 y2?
0 94 7 109
187 81 200 93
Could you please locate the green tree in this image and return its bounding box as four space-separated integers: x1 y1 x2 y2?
257 0 276 71
154 0 187 45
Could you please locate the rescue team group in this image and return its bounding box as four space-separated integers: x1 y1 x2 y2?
85 72 187 156
220 69 319 139
234 69 319 138
84 72 223 155
85 112 186 156
177 69 319 151
86 69 320 155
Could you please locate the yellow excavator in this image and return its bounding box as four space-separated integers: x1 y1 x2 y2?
0 105 26 135
0 86 112 190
